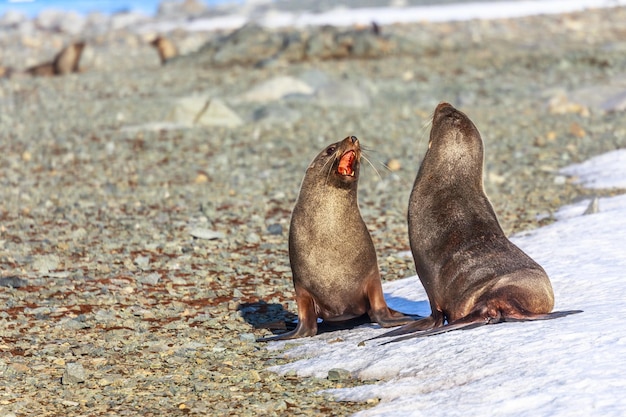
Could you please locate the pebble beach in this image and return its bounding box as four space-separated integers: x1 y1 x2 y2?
1 2 626 416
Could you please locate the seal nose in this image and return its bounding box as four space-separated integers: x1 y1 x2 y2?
350 136 358 144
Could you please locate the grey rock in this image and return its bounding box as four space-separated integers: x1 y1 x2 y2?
33 255 60 274
110 11 149 30
166 96 243 128
57 11 86 35
252 105 302 126
239 76 314 103
266 224 283 235
139 272 161 285
158 0 207 18
239 333 256 343
211 24 285 66
600 90 626 112
316 82 370 108
328 368 352 381
246 233 261 244
0 276 28 288
190 228 226 240
62 362 86 385
133 255 150 269
0 10 27 28
583 197 600 215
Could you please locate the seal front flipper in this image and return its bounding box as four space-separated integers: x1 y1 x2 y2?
365 275 417 327
257 287 318 342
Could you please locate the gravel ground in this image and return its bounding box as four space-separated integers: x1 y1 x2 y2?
2 6 626 416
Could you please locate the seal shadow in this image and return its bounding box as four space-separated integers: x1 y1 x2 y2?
240 296 429 338
383 294 431 317
238 301 298 333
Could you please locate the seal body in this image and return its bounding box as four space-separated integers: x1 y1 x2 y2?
25 42 85 77
259 136 413 341
377 103 580 342
150 36 178 64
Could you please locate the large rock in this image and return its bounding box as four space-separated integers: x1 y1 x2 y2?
158 0 207 18
315 81 370 108
180 24 408 68
166 96 243 128
238 76 314 103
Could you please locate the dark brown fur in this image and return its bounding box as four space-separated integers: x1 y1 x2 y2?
150 36 178 64
25 42 85 77
375 103 580 342
258 136 414 341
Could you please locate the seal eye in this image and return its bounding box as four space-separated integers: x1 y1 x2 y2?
326 146 336 156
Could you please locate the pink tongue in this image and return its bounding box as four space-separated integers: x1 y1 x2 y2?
338 151 355 176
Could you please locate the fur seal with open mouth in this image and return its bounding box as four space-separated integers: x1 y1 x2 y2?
258 135 415 341
374 103 581 343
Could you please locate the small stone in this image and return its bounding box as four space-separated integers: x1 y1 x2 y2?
239 333 256 343
569 122 586 138
283 370 298 379
33 255 60 274
194 171 209 183
139 272 161 285
71 227 87 240
246 233 261 244
386 159 401 172
190 228 225 240
583 197 599 215
239 76 314 103
134 255 150 269
0 276 28 288
8 362 29 373
267 223 283 235
62 362 86 385
328 368 351 381
61 400 79 407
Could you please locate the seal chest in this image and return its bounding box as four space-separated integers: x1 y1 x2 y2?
258 136 414 341
373 103 581 343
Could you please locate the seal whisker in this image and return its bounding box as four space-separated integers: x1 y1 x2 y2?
361 153 383 181
320 150 338 186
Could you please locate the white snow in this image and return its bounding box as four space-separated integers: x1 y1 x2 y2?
560 148 626 190
265 149 626 417
138 0 626 32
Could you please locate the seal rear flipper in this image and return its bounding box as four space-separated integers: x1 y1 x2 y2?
503 309 583 322
366 315 441 341
381 320 488 344
380 309 584 344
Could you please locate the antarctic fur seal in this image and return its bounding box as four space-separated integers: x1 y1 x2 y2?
25 42 85 77
258 136 415 341
375 103 581 342
150 36 178 65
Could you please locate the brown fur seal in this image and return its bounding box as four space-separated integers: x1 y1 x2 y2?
375 103 581 342
258 136 415 341
150 36 178 64
25 42 85 77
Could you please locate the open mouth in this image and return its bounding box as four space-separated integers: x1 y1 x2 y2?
337 150 356 177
